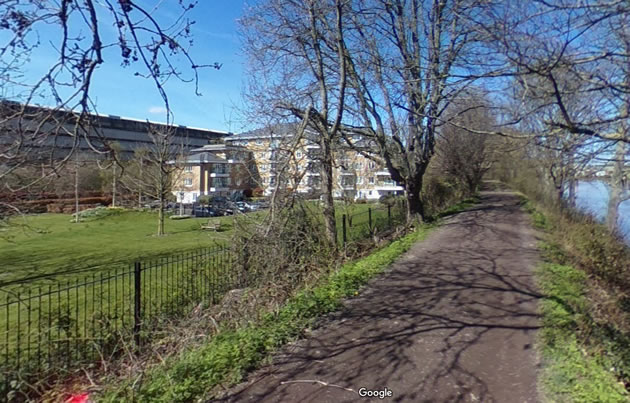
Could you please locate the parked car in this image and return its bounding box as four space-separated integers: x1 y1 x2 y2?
193 206 220 217
234 201 250 213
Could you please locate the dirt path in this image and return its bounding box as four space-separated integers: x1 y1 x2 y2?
215 191 542 403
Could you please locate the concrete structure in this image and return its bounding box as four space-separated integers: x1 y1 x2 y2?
171 144 255 204
1 102 229 160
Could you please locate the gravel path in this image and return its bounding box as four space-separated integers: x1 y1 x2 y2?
215 191 542 403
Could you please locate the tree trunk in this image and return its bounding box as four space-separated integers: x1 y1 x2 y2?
320 138 337 248
567 177 576 208
112 163 117 208
405 181 425 224
74 157 80 223
606 186 621 232
606 141 626 232
157 165 166 236
138 157 143 208
158 201 165 236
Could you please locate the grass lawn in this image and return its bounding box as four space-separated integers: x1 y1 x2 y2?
0 210 235 283
1 202 395 284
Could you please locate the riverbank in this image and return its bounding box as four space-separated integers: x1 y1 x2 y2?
573 180 630 242
521 196 630 399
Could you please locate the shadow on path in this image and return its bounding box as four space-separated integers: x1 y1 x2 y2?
214 191 541 403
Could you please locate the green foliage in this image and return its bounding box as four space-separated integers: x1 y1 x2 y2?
523 200 630 401
537 262 628 402
99 228 432 402
196 195 213 205
436 196 480 219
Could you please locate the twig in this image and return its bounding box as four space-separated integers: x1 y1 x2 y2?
280 379 355 393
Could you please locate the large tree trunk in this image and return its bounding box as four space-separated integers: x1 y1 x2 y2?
567 177 577 208
606 186 621 232
405 178 425 224
606 141 627 232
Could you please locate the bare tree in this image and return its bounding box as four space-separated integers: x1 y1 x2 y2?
341 0 490 222
436 95 497 196
0 1 220 214
121 125 184 236
240 0 349 247
473 0 630 143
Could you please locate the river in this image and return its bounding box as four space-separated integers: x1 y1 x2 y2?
574 180 630 242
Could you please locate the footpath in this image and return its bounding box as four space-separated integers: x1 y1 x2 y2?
216 191 542 402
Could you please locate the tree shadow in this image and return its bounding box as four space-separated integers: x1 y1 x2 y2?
214 191 542 402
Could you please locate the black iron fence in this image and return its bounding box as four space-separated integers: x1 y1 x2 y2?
340 199 407 248
1 246 238 396
1 199 407 397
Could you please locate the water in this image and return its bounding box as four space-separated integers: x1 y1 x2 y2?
574 180 630 242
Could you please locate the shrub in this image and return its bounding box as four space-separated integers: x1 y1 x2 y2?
197 195 213 205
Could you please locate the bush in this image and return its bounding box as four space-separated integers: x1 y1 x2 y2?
197 195 213 205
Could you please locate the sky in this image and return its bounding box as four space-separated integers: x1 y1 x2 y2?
1 1 249 133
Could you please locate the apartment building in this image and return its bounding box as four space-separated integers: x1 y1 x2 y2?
226 124 404 200
171 144 255 204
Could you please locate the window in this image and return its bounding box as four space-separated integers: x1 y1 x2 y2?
296 151 302 158
357 177 364 185
242 140 249 146
184 178 193 186
256 139 263 146
193 193 198 201
269 176 276 186
369 161 376 169
369 177 374 184
184 165 192 172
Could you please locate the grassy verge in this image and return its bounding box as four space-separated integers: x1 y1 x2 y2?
99 227 433 402
537 262 628 402
521 198 630 402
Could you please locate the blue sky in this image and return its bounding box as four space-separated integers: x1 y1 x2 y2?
1 1 248 133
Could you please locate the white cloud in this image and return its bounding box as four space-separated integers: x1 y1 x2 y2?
148 106 167 115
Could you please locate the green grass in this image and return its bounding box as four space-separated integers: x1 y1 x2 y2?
437 195 480 218
1 203 392 284
521 198 630 402
99 227 433 402
0 210 236 283
537 262 628 402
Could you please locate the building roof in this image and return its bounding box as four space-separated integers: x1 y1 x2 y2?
227 122 322 141
228 122 376 150
191 144 248 153
182 152 229 164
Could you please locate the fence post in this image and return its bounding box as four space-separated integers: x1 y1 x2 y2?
242 243 250 287
388 204 391 226
342 214 347 247
368 207 372 230
133 261 142 347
